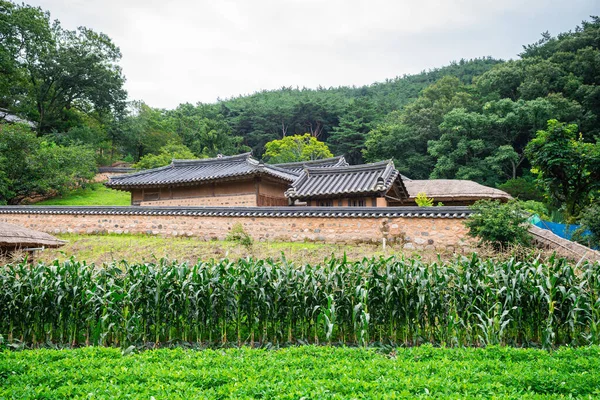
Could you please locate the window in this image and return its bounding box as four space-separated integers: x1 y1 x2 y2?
318 200 333 207
349 198 366 207
143 191 160 202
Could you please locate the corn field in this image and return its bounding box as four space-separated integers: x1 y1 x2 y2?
1 255 600 348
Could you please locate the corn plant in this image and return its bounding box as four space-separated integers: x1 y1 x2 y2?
1 255 599 348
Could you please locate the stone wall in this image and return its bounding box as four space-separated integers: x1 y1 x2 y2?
529 225 600 262
0 207 473 250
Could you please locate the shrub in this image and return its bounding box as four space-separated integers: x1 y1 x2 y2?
134 141 197 170
574 204 600 248
465 200 531 249
0 123 96 204
518 200 550 221
226 223 254 247
415 192 434 207
497 176 545 202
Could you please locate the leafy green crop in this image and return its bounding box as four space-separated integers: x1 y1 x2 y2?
1 255 600 348
2 346 600 398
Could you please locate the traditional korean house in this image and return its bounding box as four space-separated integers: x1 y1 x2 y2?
106 153 291 206
107 152 509 208
284 160 408 207
106 153 349 207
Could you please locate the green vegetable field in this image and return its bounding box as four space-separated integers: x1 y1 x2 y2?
2 346 600 398
2 255 600 348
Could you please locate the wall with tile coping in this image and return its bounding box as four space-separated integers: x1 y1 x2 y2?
0 210 473 250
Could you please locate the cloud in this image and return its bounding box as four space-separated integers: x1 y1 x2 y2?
29 0 599 108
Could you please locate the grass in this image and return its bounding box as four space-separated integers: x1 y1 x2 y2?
34 183 130 206
1 346 599 398
34 233 407 265
29 232 548 266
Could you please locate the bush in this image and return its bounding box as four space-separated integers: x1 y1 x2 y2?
465 200 531 249
134 142 197 170
415 192 434 207
226 223 254 247
0 123 97 204
574 204 600 248
497 176 545 202
518 200 550 221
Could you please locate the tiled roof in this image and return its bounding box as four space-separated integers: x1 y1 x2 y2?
272 156 349 175
106 153 298 189
405 179 512 201
0 206 473 219
285 160 408 200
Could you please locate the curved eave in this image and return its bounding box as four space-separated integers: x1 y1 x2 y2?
286 189 387 201
106 169 296 190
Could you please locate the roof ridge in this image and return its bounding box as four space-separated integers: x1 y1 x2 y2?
272 155 346 168
303 159 393 174
172 152 252 166
261 162 302 176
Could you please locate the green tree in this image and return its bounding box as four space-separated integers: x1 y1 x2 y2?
497 176 545 202
167 103 246 158
427 94 584 185
0 123 96 204
134 141 197 170
120 102 178 161
328 98 377 164
574 204 600 248
364 76 475 178
525 119 600 220
427 108 519 185
0 1 126 133
264 133 333 163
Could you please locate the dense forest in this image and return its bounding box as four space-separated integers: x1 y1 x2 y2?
0 1 598 230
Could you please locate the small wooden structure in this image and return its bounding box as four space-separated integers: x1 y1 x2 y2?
0 222 66 259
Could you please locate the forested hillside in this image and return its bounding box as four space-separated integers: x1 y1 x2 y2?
0 0 598 222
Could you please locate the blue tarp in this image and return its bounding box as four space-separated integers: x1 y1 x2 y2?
532 219 597 249
533 220 583 240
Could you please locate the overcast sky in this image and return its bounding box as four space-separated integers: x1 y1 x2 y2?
28 0 598 109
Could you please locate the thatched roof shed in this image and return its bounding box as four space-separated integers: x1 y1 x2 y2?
404 179 512 205
0 222 66 250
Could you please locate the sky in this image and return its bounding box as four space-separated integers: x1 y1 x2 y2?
28 0 599 109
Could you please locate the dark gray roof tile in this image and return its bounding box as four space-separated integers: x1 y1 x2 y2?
106 153 298 189
0 205 473 219
272 156 348 175
285 160 408 200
